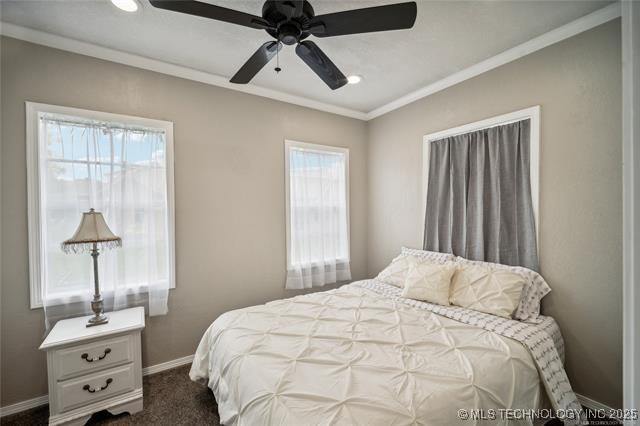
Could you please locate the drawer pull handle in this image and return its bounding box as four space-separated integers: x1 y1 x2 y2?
81 348 111 362
83 378 113 393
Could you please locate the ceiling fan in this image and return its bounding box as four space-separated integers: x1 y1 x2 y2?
149 0 417 90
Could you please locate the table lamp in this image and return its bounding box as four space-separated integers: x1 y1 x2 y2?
61 208 121 327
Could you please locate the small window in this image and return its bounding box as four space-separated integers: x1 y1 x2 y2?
26 102 175 309
284 140 351 290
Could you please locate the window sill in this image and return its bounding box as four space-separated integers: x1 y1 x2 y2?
288 258 351 269
31 284 176 309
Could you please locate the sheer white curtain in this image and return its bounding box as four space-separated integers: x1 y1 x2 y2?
39 115 172 326
285 144 351 289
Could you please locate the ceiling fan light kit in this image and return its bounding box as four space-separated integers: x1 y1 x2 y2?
149 0 417 90
347 75 362 85
111 0 140 12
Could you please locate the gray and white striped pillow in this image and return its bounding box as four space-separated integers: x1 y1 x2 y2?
400 247 455 264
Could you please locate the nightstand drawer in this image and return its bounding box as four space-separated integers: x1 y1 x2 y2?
56 363 135 413
54 334 133 380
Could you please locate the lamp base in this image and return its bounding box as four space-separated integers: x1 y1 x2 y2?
87 248 109 327
87 313 109 327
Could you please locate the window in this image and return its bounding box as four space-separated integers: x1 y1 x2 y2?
422 106 540 271
26 102 175 310
284 140 351 290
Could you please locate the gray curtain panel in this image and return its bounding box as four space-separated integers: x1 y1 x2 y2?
423 119 539 271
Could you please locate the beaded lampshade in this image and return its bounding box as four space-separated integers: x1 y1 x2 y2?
61 208 121 253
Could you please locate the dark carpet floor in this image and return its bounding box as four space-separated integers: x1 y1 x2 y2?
1 365 220 426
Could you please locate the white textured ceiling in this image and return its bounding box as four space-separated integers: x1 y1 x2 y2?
0 0 611 113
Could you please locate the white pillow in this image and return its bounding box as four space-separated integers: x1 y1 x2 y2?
401 262 457 306
454 257 551 321
376 255 418 287
450 263 526 318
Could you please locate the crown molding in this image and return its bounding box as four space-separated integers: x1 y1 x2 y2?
0 22 368 121
0 2 622 122
365 2 622 120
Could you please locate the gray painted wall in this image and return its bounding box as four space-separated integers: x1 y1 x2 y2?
366 20 622 407
0 36 368 406
1 19 623 410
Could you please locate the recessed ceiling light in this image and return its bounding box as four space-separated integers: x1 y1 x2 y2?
111 0 139 12
347 75 362 85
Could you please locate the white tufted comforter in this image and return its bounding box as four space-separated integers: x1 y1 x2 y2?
190 280 578 425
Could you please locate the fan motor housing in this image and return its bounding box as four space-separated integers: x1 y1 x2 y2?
263 0 314 44
277 22 302 45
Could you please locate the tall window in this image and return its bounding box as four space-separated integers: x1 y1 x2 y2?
284 140 350 289
422 106 540 271
26 103 174 319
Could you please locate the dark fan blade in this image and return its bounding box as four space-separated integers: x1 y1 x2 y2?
295 41 347 90
230 41 282 84
306 2 417 37
149 0 272 30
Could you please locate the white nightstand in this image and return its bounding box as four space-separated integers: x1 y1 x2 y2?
39 307 145 425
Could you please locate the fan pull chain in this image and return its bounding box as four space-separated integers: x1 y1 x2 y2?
275 43 281 73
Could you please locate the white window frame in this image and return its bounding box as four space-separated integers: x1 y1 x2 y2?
422 105 540 250
284 139 351 270
622 0 640 416
25 101 176 309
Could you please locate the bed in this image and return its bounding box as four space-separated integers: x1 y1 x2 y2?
190 280 582 425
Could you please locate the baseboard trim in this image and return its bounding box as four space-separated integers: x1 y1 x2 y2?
576 393 621 421
141 354 194 376
0 354 195 418
0 395 50 418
